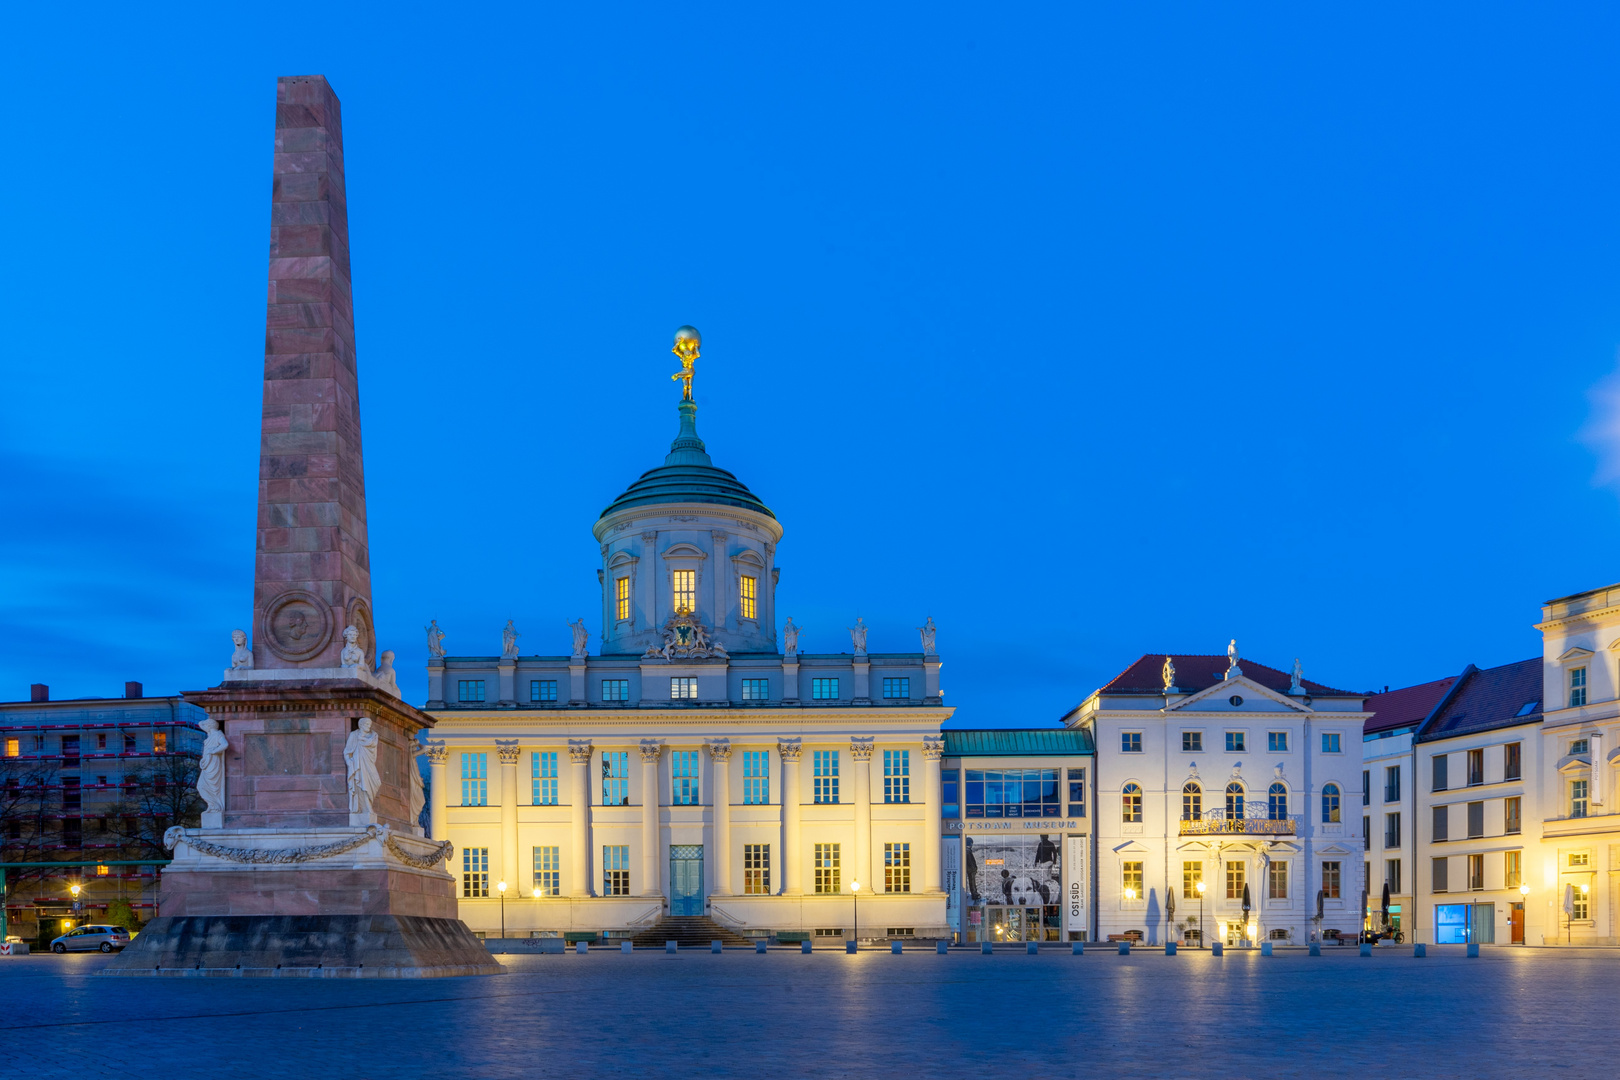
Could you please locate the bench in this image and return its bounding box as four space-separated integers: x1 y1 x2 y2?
775 931 810 944
1321 929 1356 946
1106 930 1144 944
563 932 599 944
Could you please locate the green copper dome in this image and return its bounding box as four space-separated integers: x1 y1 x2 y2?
599 400 776 520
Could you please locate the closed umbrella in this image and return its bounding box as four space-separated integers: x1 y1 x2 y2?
1565 883 1576 943
1381 882 1391 930
1241 883 1252 943
1166 887 1177 943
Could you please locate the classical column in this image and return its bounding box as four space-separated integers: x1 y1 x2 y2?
779 739 803 894
496 740 520 892
568 740 593 897
640 740 663 898
427 740 449 842
851 737 875 890
709 740 733 895
922 736 943 893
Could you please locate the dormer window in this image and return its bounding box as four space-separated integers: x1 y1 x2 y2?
740 575 757 620
1570 667 1588 708
673 570 696 612
615 577 630 621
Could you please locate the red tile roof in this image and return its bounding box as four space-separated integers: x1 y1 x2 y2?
1419 658 1543 742
1099 654 1352 697
1362 676 1459 737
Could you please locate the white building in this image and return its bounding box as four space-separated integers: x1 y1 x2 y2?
423 344 952 942
1067 649 1368 946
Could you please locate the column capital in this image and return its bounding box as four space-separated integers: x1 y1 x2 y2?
568 739 594 764
850 736 875 761
425 740 449 766
707 738 733 763
922 736 944 761
639 739 664 763
494 739 521 766
777 737 803 762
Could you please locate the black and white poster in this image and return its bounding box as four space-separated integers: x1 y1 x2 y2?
963 832 1062 907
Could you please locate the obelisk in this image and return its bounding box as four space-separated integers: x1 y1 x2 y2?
103 77 499 977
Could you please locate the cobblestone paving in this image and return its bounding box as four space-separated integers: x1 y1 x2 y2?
3 946 1609 1079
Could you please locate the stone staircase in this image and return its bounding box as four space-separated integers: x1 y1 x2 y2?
628 915 755 949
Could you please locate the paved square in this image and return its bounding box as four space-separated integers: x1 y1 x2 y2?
3 946 1608 1078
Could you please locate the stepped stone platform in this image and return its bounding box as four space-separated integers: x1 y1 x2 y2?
101 915 504 977
631 915 754 948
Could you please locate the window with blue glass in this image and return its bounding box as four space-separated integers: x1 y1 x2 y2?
460 753 487 806
458 680 486 703
1121 732 1142 753
814 750 840 803
963 769 1061 818
1267 731 1288 752
532 751 558 805
531 680 557 702
741 678 769 701
811 678 839 700
1067 768 1086 815
941 769 960 819
601 750 629 806
671 750 699 805
883 750 910 803
882 677 910 699
601 679 629 702
1268 781 1288 820
742 750 769 804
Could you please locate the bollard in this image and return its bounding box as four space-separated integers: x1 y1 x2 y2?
1118 941 1130 955
1261 942 1272 957
576 941 588 955
846 940 858 954
1072 941 1084 956
1024 942 1037 955
711 940 723 954
1166 942 1177 956
1360 942 1372 957
981 942 993 955
1467 943 1480 958
665 940 677 954
1414 943 1427 958
755 940 768 954
801 940 812 954
1212 941 1224 957
891 941 903 955
936 940 949 955
621 941 632 954
1308 942 1320 956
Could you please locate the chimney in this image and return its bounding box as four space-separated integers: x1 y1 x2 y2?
125 681 144 699
30 683 48 703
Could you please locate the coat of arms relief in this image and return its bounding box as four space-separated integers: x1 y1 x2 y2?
644 607 728 662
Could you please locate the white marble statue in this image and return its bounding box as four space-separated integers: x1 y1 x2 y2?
1162 656 1177 692
229 629 253 669
344 716 381 820
1225 639 1242 680
501 620 521 660
409 750 426 835
339 625 365 669
783 617 801 657
425 619 446 658
568 618 590 659
849 617 868 654
196 717 228 813
918 616 937 655
1290 658 1304 695
375 649 398 692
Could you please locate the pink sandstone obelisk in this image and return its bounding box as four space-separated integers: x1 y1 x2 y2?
104 76 498 977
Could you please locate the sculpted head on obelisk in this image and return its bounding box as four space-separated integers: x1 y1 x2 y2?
252 75 374 671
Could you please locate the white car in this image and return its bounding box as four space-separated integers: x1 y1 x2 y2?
50 925 131 953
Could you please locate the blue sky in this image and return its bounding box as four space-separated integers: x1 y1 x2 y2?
5 4 1620 723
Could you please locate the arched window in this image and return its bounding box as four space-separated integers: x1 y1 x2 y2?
1322 783 1341 823
1268 782 1288 821
1182 782 1202 821
1122 783 1143 824
1225 782 1244 820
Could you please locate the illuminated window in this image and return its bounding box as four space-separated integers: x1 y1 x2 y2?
672 570 696 612
1122 861 1143 899
885 842 911 893
1182 782 1202 820
1322 783 1341 823
811 678 839 700
532 751 558 805
1574 886 1590 920
743 751 769 804
615 577 631 621
601 679 629 702
152 733 167 753
882 677 910 699
461 753 488 806
1572 779 1588 819
462 847 489 898
741 679 769 701
744 844 770 894
671 677 698 700
1182 860 1203 898
602 751 629 806
1225 782 1244 820
1122 783 1143 823
530 680 557 702
1467 854 1484 891
814 751 840 804
739 576 757 620
814 843 841 893
458 680 486 703
1122 732 1142 753
1268 782 1288 820
1226 860 1245 900
1570 851 1590 867
1504 850 1521 890
1505 796 1521 835
1269 860 1288 899
1570 666 1588 708
672 750 700 805
883 750 910 803
533 846 560 896
1571 738 1590 756
3 739 15 757
1321 861 1341 899
602 845 630 896
1182 731 1202 752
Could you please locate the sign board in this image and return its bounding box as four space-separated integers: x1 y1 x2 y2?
1065 836 1088 938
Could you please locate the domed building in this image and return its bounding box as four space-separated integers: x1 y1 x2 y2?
422 330 952 943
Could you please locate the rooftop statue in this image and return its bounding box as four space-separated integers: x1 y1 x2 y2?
1162 656 1177 692
849 617 868 654
501 620 520 660
671 325 701 402
1290 658 1304 695
1225 639 1243 680
425 619 445 658
919 617 937 656
569 618 590 659
783 617 801 657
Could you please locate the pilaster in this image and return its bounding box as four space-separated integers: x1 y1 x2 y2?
779 739 803 895
426 740 448 842
569 739 593 897
709 739 733 895
783 660 800 702
498 660 516 708
851 737 874 891
923 658 943 705
496 740 520 891
569 659 587 706
640 740 663 898
922 736 943 893
852 658 871 705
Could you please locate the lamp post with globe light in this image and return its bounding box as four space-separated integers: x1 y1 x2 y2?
1196 880 1207 948
850 880 861 948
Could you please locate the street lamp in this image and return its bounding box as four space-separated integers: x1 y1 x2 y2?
850 880 861 948
497 880 507 941
1196 880 1207 949
69 883 82 927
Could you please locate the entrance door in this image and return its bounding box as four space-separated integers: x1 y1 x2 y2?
670 845 704 916
1510 902 1525 944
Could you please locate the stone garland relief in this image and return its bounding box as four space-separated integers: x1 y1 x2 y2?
164 823 453 868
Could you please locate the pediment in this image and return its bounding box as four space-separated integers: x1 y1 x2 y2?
1317 844 1354 855
662 543 707 560
1558 754 1593 774
606 550 639 569
1560 646 1595 662
1167 675 1309 713
731 549 766 567
1112 840 1152 854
